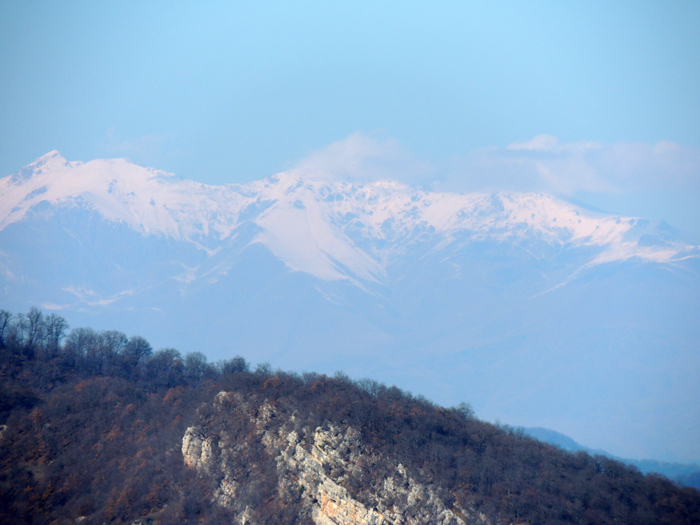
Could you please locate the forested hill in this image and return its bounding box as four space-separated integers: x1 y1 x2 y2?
1 308 699 524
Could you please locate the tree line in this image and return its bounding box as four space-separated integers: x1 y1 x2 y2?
0 307 239 396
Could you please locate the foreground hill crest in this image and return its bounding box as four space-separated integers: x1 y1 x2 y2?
3 327 698 524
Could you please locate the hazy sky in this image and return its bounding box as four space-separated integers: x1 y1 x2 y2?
2 1 699 234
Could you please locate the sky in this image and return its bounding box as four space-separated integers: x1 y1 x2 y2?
1 1 699 235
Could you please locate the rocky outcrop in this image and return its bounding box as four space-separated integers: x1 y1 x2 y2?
182 425 216 472
182 391 491 525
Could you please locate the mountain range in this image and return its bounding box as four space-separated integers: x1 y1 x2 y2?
1 151 699 463
522 427 700 488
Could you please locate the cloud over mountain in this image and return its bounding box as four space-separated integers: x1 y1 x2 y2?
439 134 700 196
292 132 435 186
282 132 700 239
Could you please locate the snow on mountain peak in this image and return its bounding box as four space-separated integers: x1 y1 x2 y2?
1 152 695 284
0 155 246 239
9 150 70 184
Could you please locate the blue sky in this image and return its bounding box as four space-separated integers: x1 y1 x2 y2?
1 1 699 234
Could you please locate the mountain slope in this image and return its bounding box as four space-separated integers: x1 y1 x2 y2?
2 151 693 286
523 427 700 489
1 152 699 463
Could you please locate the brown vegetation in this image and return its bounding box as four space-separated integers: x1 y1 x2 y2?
0 308 698 524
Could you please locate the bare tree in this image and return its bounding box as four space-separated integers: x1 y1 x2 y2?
184 351 208 385
0 310 11 347
26 307 44 350
44 313 69 356
122 335 152 375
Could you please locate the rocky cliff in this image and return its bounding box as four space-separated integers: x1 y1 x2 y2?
182 391 491 525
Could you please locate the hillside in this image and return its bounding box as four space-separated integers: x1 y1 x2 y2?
1 308 699 524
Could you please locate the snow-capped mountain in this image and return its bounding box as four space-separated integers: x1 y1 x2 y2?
2 151 699 463
1 151 691 287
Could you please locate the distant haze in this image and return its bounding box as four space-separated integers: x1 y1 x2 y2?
1 2 699 465
1 151 699 464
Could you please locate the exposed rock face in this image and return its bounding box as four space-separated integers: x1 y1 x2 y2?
182 426 216 472
182 392 490 525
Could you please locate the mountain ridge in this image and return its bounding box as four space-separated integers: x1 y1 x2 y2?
1 152 699 463
2 151 695 289
522 427 700 488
